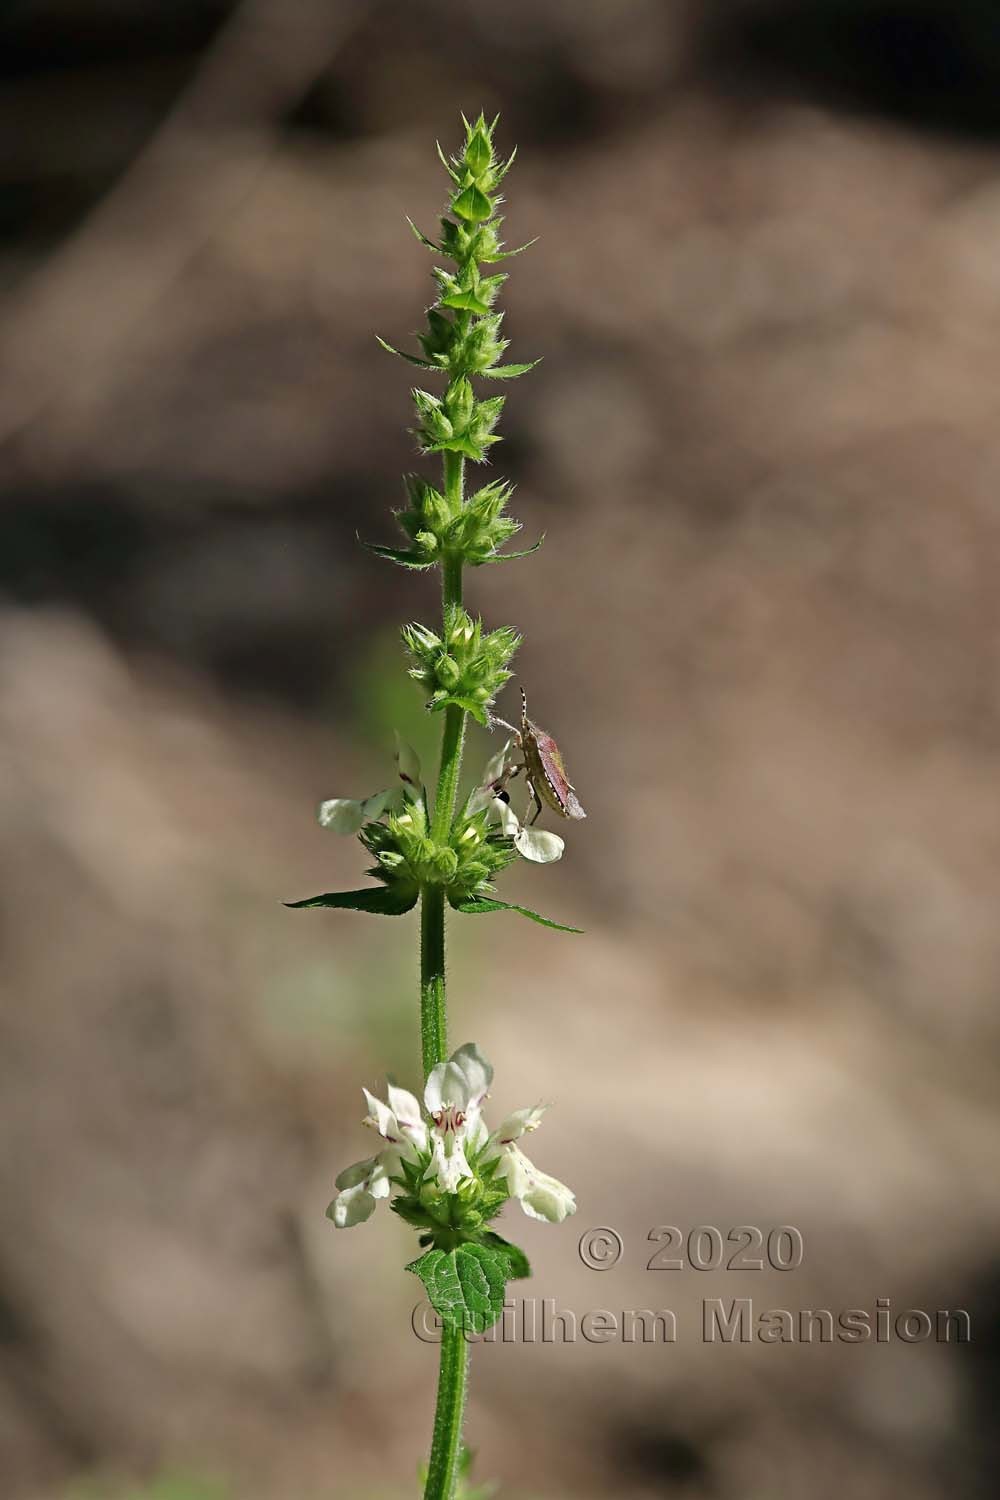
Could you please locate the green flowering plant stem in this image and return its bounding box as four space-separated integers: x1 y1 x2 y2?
424 1322 469 1500
422 452 465 1092
420 883 448 1077
289 113 584 1500
423 278 471 1500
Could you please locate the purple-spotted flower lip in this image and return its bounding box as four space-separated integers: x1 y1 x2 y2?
328 1042 576 1228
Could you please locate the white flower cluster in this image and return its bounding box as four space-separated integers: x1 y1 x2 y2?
330 1042 576 1228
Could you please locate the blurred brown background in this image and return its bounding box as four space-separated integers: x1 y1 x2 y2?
2 1 1000 1496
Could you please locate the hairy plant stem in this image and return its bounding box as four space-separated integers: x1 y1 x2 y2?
423 1324 470 1500
422 445 470 1500
419 885 447 1079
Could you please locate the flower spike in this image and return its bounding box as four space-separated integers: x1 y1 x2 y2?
290 113 588 1500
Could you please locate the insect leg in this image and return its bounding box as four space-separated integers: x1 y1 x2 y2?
490 716 521 740
486 759 525 808
526 778 543 825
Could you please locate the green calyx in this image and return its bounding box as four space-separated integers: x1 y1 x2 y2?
391 1150 511 1250
412 378 504 463
403 604 519 725
366 472 542 572
360 794 517 901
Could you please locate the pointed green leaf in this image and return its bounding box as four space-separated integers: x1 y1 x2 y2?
450 895 582 932
436 141 461 182
452 696 491 725
375 335 437 369
479 1232 531 1281
425 436 488 462
424 694 490 726
494 146 518 184
406 1242 512 1335
481 534 545 564
285 886 418 915
465 128 492 178
452 184 493 223
480 361 540 380
405 216 442 251
490 236 539 263
361 541 436 570
440 289 492 316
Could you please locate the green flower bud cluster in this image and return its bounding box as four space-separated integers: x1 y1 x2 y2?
378 474 525 569
402 604 519 725
391 1146 510 1253
419 307 507 375
369 112 540 576
412 377 504 463
446 804 519 899
410 111 534 379
360 795 516 903
398 115 537 435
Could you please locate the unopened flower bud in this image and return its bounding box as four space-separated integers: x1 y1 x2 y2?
446 377 475 428
436 653 461 689
421 489 451 530
431 846 459 881
464 119 493 178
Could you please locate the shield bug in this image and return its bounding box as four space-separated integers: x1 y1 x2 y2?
493 689 586 825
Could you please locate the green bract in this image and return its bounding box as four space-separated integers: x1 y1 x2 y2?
363 475 542 571
360 797 518 902
403 605 520 725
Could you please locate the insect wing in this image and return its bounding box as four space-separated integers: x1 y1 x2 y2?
529 723 586 819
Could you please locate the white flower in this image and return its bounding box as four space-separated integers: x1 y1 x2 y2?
327 1079 426 1227
467 741 565 864
493 1143 577 1223
423 1042 493 1193
482 1104 577 1223
328 1042 575 1227
317 735 422 834
364 1082 428 1155
318 794 385 834
329 1156 392 1227
491 794 564 864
